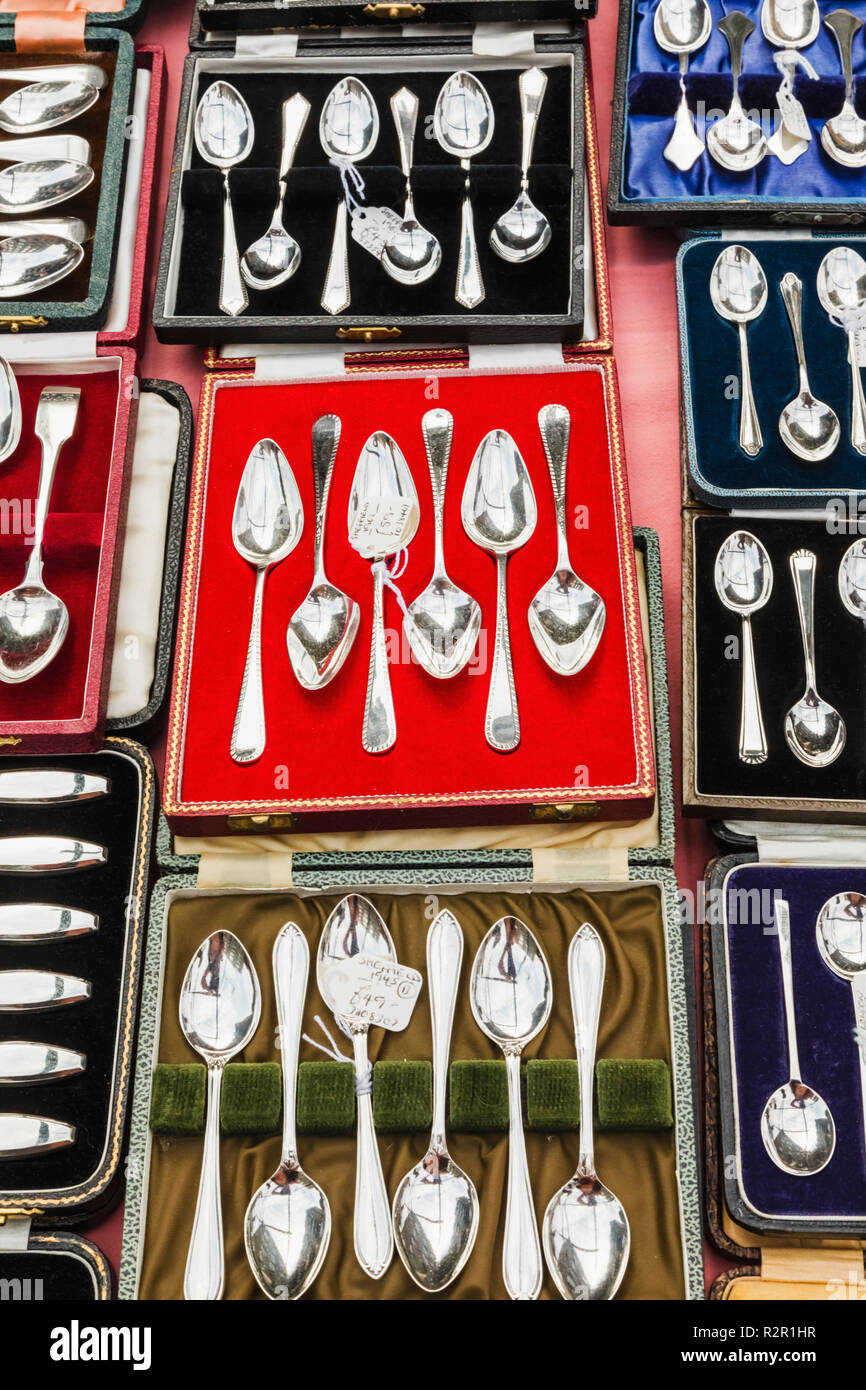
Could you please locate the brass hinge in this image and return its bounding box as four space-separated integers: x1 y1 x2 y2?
531 802 600 823
226 813 296 831
0 736 22 747
363 3 425 15
0 316 48 333
336 325 402 343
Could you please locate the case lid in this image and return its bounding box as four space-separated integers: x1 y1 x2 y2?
0 0 144 42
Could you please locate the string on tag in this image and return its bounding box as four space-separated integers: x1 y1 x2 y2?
372 548 410 619
773 49 819 83
302 1013 373 1096
329 156 366 217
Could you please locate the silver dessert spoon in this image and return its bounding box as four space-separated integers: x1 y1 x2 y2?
319 77 379 316
180 930 261 1300
714 530 773 765
194 81 254 318
0 159 92 215
287 414 359 690
0 80 102 136
761 898 835 1176
710 245 767 457
0 233 83 297
471 915 551 1301
0 904 98 943
779 272 840 461
817 246 866 456
462 429 537 751
241 94 309 292
822 9 866 168
230 438 304 764
490 66 551 263
382 87 441 286
654 0 712 171
816 892 866 1163
404 408 481 679
762 0 819 163
529 404 606 675
433 71 494 309
393 908 479 1292
245 922 331 1300
0 387 79 684
707 12 769 171
543 923 630 1300
839 536 866 621
785 549 846 767
0 355 20 463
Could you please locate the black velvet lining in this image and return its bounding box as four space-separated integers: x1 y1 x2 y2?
693 517 866 801
0 751 141 1195
0 1250 99 1299
175 64 574 320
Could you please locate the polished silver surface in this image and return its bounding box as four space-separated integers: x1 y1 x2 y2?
543 924 630 1300
0 135 89 165
241 93 309 292
654 0 712 169
816 892 866 1164
0 234 83 297
0 903 98 942
287 415 359 690
710 245 767 457
0 82 100 137
779 272 840 461
180 930 262 1302
317 894 396 1279
0 158 92 215
319 78 379 315
245 922 331 1300
471 916 551 1300
707 12 769 170
404 408 481 679
382 87 441 286
714 531 773 765
0 355 20 464
785 549 846 766
0 1112 75 1158
0 66 107 91
393 909 479 1292
0 387 80 683
0 1040 85 1086
822 10 866 167
761 899 836 1176
0 768 109 804
528 404 606 676
230 438 303 765
762 0 820 45
0 836 106 874
762 0 820 162
194 82 254 318
490 67 551 263
0 969 91 1012
0 215 87 243
433 71 494 308
839 536 866 620
817 246 866 456
347 431 419 754
461 429 537 751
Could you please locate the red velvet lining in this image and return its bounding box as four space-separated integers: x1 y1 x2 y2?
175 364 651 813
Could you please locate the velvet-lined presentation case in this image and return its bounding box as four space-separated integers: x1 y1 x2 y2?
608 0 866 228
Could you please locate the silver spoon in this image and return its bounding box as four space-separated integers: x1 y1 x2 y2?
319 77 379 316
462 429 537 752
470 915 551 1301
817 247 866 456
654 0 712 171
779 272 840 462
761 898 835 1176
404 408 481 679
317 894 396 1279
543 923 630 1300
710 245 767 457
381 87 441 286
707 12 769 171
0 233 83 297
816 892 866 1163
715 530 773 765
0 355 20 463
180 931 261 1301
0 159 93 215
839 536 866 621
0 387 79 684
0 968 90 1012
245 922 331 1300
393 908 479 1292
529 404 606 676
194 82 254 318
0 216 88 243
433 71 494 309
762 0 819 163
230 438 303 764
0 65 107 92
241 94 309 293
0 135 90 165
822 9 866 167
287 414 359 690
347 431 419 754
490 66 551 263
0 80 101 136
785 549 846 767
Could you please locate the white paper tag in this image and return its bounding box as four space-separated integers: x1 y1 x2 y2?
348 497 415 558
351 205 404 260
324 954 423 1032
777 90 811 143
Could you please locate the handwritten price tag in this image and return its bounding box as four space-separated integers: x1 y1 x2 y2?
324 954 423 1032
348 497 415 559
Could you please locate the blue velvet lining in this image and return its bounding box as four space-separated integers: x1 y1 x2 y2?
726 862 866 1222
622 0 866 203
679 236 866 502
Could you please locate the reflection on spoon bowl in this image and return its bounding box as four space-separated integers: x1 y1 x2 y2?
839 537 866 620
761 1079 836 1175
707 108 768 170
0 159 92 215
287 582 360 690
0 356 20 464
0 584 68 683
779 392 841 462
490 191 551 264
0 233 83 297
381 219 441 286
0 81 100 136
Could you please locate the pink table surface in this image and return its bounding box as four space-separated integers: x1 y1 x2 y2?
85 0 722 1294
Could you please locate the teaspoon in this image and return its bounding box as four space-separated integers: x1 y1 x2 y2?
0 159 93 215
381 88 441 286
180 931 262 1300
543 923 630 1300
245 922 331 1300
762 0 819 163
287 414 359 690
0 233 83 297
779 272 840 461
839 536 866 622
433 71 494 309
0 355 20 463
654 0 712 171
785 549 846 767
817 246 866 456
816 892 866 1163
822 9 866 168
714 530 773 765
761 898 835 1176
707 12 769 171
404 408 481 679
241 94 309 292
710 245 767 457
0 80 102 136
470 916 551 1300
194 81 254 318
490 66 551 263
319 78 379 316
528 404 605 675
393 909 480 1292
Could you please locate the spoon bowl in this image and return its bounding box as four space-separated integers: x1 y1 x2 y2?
0 356 20 464
490 191 551 264
0 81 100 136
816 891 866 981
839 537 866 620
0 159 92 216
0 233 83 297
761 0 819 46
779 393 841 461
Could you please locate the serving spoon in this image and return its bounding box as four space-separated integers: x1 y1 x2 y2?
0 356 20 463
785 549 846 767
241 93 309 293
654 0 712 171
194 81 254 318
382 87 441 286
490 66 551 263
433 71 494 309
822 9 866 168
319 77 379 316
707 12 769 171
245 922 331 1300
816 892 866 1163
710 245 767 457
0 159 93 215
779 272 840 462
817 246 866 456
0 233 83 297
714 530 773 765
839 536 866 622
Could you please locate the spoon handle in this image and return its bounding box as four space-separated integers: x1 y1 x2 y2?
321 199 351 315
851 974 866 1161
390 86 418 188
352 1028 393 1278
184 1061 226 1300
486 553 519 752
846 329 866 455
773 899 802 1082
362 562 396 754
503 1048 543 1299
518 67 547 184
427 908 463 1149
538 402 571 558
422 407 453 573
718 11 754 95
24 386 79 584
738 614 768 763
273 922 308 1167
311 413 341 577
455 172 484 309
826 8 861 101
219 171 248 318
231 566 267 765
278 93 310 184
569 922 605 1178
781 272 811 395
789 548 818 695
736 321 763 456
